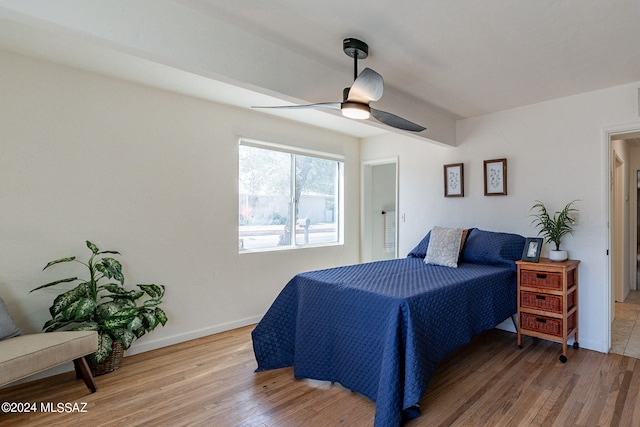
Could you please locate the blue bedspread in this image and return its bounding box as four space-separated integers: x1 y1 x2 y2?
252 257 518 426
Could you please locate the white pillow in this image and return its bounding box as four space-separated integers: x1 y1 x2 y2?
424 226 464 268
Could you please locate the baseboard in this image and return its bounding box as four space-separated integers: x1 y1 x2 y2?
125 315 262 356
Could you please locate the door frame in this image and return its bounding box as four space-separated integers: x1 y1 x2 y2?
604 122 640 351
612 153 624 303
361 157 399 263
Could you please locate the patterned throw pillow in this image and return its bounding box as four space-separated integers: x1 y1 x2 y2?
424 226 464 267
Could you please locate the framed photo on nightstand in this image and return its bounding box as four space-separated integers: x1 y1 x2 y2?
522 237 543 262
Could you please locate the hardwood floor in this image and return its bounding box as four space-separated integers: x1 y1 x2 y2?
1 325 639 426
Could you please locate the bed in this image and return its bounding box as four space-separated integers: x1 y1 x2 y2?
252 228 525 426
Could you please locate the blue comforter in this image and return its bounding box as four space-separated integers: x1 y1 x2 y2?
252 257 518 426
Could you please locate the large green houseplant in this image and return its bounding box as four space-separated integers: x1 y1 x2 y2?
530 200 578 261
31 241 167 368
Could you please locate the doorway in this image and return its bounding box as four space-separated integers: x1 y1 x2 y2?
609 130 640 356
361 158 398 263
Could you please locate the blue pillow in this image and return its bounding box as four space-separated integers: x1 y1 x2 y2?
0 297 21 340
407 231 431 258
461 228 525 271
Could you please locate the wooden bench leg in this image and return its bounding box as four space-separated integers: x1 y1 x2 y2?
73 357 97 393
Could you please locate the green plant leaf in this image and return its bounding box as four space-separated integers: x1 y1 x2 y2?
42 257 76 271
86 241 100 255
142 311 157 329
110 328 136 350
155 307 168 326
101 283 128 294
96 257 124 284
71 322 99 331
102 316 135 330
138 284 164 299
99 250 121 256
127 315 143 332
31 276 78 293
113 307 140 317
43 318 74 332
106 292 144 304
61 297 96 321
89 332 113 364
49 282 90 317
43 316 63 330
96 301 125 320
143 299 161 307
133 326 146 339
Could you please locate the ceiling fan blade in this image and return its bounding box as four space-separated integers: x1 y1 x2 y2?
252 102 341 110
347 68 384 103
371 108 426 132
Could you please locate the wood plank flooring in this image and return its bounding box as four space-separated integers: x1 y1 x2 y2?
1 325 639 426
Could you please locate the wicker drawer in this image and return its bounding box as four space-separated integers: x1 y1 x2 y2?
520 290 575 314
520 312 576 337
520 270 563 290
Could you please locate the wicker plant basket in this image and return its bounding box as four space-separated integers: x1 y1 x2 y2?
89 339 124 376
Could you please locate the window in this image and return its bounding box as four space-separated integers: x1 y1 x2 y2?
239 139 343 252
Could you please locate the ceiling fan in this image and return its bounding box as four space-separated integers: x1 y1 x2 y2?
253 38 426 132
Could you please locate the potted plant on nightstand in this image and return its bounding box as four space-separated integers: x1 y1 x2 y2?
31 241 168 375
530 200 579 261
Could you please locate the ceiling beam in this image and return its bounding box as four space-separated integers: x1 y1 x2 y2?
0 0 456 145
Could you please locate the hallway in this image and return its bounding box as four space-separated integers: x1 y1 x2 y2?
611 290 640 357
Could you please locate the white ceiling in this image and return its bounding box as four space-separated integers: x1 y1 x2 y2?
1 0 639 142
174 0 640 118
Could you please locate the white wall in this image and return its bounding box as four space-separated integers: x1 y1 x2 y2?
362 81 640 353
0 51 361 357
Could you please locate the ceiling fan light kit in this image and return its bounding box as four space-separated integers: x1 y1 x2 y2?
253 37 426 132
341 101 370 119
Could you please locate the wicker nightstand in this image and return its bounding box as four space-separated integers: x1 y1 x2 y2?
516 258 580 363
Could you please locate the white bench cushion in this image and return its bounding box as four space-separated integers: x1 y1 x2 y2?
0 331 98 386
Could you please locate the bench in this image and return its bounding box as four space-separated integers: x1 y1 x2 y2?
0 297 98 392
0 330 99 392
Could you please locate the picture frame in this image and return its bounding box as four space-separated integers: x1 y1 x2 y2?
484 158 507 196
521 237 543 262
444 163 464 197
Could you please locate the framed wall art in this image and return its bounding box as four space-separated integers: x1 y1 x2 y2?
484 158 507 196
444 163 464 197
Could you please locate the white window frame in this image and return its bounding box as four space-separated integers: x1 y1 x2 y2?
238 137 344 253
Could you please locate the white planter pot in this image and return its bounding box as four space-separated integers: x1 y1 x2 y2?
548 250 568 262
